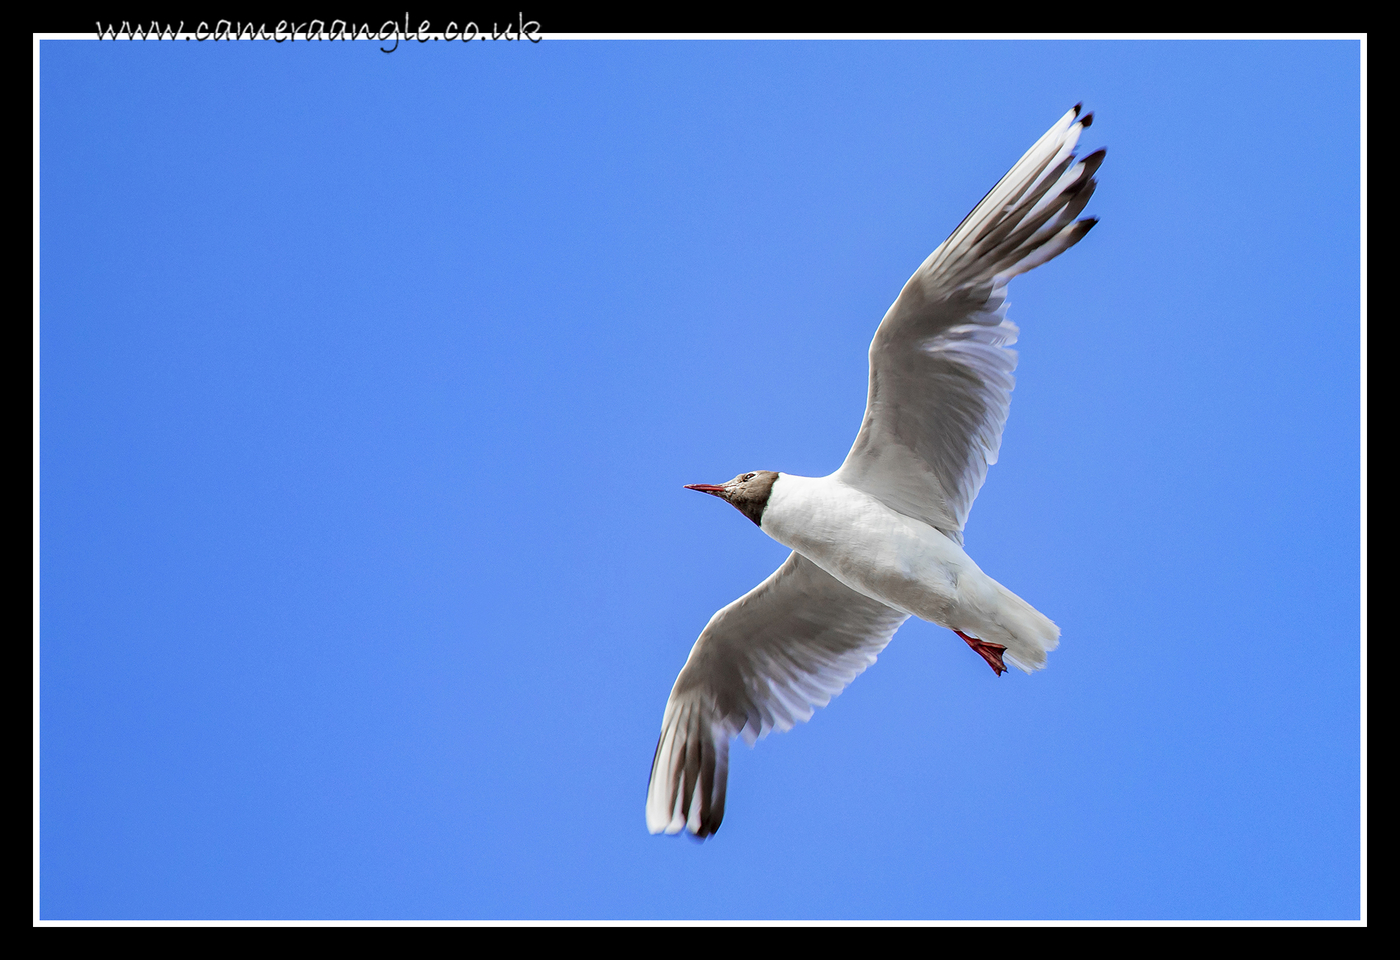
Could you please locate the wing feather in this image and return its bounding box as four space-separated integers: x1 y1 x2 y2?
836 106 1103 542
645 552 908 837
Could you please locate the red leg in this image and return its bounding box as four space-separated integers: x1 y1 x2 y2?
955 630 1007 676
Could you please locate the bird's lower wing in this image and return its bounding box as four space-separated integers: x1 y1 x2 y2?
646 552 909 837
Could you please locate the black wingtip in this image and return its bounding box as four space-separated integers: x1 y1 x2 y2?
1073 101 1083 116
687 819 719 841
1081 111 1094 129
1079 147 1107 177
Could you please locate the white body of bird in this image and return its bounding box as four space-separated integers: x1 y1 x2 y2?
760 473 1059 673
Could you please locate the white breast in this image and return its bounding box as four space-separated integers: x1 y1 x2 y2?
761 474 1059 670
761 473 980 625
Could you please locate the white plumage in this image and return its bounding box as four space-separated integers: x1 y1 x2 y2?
648 106 1102 838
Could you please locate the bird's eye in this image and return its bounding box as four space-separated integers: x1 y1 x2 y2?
742 473 755 482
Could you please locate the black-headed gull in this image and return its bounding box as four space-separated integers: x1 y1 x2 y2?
648 106 1103 838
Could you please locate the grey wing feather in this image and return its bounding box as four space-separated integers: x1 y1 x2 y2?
837 106 1103 542
645 552 908 837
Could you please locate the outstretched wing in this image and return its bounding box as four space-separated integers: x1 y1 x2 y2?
837 105 1103 543
646 552 909 838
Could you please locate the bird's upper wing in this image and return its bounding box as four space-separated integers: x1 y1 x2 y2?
646 551 909 838
836 106 1103 543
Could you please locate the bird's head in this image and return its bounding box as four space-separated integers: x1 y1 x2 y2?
685 470 780 527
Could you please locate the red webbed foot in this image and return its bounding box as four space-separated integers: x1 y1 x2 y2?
955 630 1007 676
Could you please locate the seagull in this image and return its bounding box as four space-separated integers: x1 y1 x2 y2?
647 105 1103 838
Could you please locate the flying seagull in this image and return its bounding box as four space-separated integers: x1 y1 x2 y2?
647 105 1102 838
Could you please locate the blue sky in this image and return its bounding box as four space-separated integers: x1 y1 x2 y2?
39 37 1362 920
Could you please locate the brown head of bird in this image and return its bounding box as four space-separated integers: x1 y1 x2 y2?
684 470 780 527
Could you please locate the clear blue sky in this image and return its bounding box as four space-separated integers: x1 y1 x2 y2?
39 38 1361 920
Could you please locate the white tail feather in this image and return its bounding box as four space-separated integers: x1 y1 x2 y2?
984 581 1061 673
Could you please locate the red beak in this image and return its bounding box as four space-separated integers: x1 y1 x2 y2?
684 483 727 494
